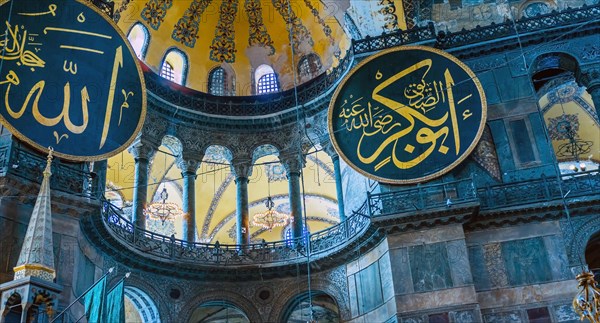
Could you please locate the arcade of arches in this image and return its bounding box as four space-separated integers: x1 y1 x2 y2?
2 0 600 323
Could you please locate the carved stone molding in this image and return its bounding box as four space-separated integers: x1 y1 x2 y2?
179 287 263 322
266 267 351 322
230 158 253 179
577 66 600 91
128 139 157 162
280 153 306 177
561 213 600 266
176 157 202 175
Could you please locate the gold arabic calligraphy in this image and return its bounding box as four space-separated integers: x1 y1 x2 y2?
0 2 135 150
338 59 475 172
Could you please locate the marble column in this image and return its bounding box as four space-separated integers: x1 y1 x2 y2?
231 159 252 245
282 153 306 240
325 145 346 222
578 67 600 124
128 141 156 229
177 158 201 243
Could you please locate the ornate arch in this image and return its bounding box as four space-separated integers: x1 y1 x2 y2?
111 275 173 323
563 214 600 266
529 51 582 92
267 269 351 322
180 289 263 323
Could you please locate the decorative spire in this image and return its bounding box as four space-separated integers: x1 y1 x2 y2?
13 148 56 281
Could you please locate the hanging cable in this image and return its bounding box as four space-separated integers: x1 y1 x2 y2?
284 0 314 320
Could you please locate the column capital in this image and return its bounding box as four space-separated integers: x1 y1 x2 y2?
577 66 600 91
128 140 157 162
280 153 306 177
230 158 253 179
176 156 202 175
322 142 339 160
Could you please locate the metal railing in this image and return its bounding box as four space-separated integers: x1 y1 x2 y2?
367 178 478 217
478 170 600 209
351 3 600 54
99 170 600 266
353 23 436 55
0 142 99 198
436 4 600 50
102 200 370 266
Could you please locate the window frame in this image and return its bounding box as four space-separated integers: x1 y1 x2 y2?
126 22 150 59
505 116 541 168
208 67 227 96
159 48 189 86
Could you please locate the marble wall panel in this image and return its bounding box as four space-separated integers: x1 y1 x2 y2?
409 242 453 292
469 245 492 290
447 240 474 287
390 247 414 295
501 238 552 286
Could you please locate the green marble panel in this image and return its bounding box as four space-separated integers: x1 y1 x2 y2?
501 237 552 286
409 242 453 292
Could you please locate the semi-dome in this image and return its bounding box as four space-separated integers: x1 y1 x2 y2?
115 0 351 95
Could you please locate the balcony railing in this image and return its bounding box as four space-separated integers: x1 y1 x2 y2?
352 3 600 54
478 170 600 209
367 178 478 217
102 200 371 266
95 169 600 266
0 142 99 198
352 23 436 55
366 170 600 217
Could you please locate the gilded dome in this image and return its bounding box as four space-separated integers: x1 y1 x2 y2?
115 0 351 95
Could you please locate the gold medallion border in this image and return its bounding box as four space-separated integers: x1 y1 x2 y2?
0 0 147 162
327 45 488 185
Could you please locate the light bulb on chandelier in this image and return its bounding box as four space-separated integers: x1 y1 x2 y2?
143 185 184 225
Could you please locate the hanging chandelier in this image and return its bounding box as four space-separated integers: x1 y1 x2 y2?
143 186 183 224
573 270 600 322
252 196 291 231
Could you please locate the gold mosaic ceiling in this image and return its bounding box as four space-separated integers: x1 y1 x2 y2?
114 0 353 94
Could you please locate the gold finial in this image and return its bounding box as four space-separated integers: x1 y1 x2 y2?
43 147 54 176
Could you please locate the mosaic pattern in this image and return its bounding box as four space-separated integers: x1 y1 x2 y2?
265 164 287 182
547 114 580 141
271 0 314 52
204 145 232 164
113 0 134 23
141 0 173 30
307 155 334 179
378 0 399 32
303 0 334 44
201 173 235 238
471 126 502 182
245 0 275 55
172 0 213 48
402 0 432 29
210 0 240 63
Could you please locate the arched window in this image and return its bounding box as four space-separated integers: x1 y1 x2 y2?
127 23 149 59
208 67 227 96
190 301 249 323
298 54 322 79
124 287 161 323
255 64 279 94
160 62 175 82
160 49 188 85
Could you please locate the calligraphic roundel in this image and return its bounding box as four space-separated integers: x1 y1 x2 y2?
0 0 146 161
328 46 486 184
